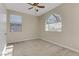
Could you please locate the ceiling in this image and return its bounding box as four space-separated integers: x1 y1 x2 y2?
4 3 62 16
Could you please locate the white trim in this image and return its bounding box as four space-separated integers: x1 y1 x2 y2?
8 37 39 43
41 38 79 53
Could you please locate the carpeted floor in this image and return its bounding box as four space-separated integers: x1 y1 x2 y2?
4 39 79 56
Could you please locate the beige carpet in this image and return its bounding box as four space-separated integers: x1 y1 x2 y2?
5 39 79 56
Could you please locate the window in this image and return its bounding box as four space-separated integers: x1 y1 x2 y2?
10 15 22 32
45 14 62 32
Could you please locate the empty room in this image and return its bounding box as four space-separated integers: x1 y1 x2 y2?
1 3 79 56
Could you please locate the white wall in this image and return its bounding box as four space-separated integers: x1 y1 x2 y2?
0 4 7 55
7 10 39 43
39 4 79 52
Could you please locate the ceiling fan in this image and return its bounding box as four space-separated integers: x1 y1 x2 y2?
28 3 45 12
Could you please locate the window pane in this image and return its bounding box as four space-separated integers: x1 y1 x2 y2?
10 15 22 32
47 15 57 24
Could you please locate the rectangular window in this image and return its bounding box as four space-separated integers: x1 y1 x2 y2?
10 15 22 32
46 22 62 32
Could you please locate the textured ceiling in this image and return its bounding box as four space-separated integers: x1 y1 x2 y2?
4 3 62 16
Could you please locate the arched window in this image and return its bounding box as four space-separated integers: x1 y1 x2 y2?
45 14 62 32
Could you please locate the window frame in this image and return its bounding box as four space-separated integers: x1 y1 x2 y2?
45 14 62 32
9 14 22 32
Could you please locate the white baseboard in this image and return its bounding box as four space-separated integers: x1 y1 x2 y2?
41 38 79 53
8 37 38 43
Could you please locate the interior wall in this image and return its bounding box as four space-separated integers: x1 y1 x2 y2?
0 4 7 55
7 10 39 43
39 3 79 51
